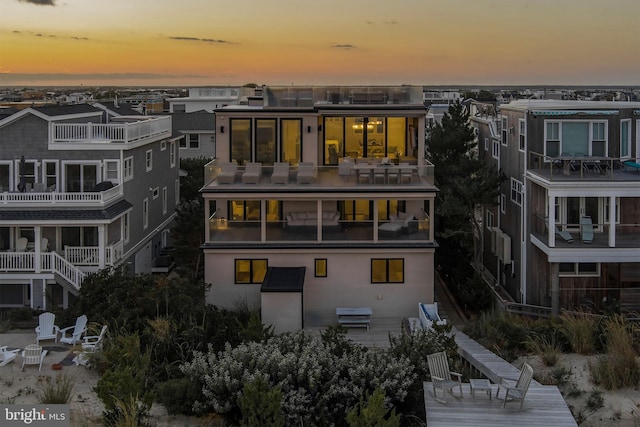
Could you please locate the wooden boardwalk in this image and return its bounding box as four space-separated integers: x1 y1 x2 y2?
423 328 577 426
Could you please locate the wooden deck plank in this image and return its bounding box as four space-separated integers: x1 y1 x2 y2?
424 383 577 427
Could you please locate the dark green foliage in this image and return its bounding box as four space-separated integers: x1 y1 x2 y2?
347 387 400 427
179 157 210 202
171 199 205 278
238 377 285 427
426 101 503 314
155 378 203 416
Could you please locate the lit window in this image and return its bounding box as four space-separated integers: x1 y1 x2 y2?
315 258 327 277
371 258 404 283
235 259 268 284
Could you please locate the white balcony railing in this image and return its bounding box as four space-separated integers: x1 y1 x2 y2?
0 252 85 291
0 184 123 207
64 242 124 266
50 116 171 145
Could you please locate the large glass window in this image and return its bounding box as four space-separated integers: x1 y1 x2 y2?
230 200 260 221
324 117 344 165
281 119 301 165
562 122 589 155
591 122 606 157
0 162 11 192
366 116 385 158
65 164 97 192
341 200 371 221
387 118 406 160
371 258 404 283
231 119 251 165
345 117 364 159
235 259 268 284
256 119 276 165
545 122 560 157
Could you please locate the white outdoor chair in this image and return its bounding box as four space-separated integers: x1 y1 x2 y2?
59 314 88 345
35 312 60 344
427 351 463 403
271 162 290 184
0 346 20 367
21 344 48 371
81 325 108 352
496 362 534 409
15 237 28 252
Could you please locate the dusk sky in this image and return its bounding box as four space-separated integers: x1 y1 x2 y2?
1 0 639 87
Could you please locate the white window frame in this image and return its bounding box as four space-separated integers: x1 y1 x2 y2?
591 121 607 157
511 178 523 206
484 137 489 151
143 198 149 229
41 160 57 190
492 139 500 160
160 141 167 151
559 262 600 277
518 119 526 152
620 119 631 159
175 179 180 206
189 134 200 149
103 160 119 184
170 142 176 168
152 187 159 199
162 186 167 214
179 137 187 149
486 210 494 230
123 212 130 244
145 149 153 172
603 197 620 224
501 116 508 146
544 121 560 158
545 120 609 159
500 193 506 214
123 156 134 182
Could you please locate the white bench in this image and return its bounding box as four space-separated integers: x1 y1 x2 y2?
336 307 372 330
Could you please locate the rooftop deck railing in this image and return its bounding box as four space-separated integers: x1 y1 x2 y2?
50 116 171 144
527 151 640 181
264 85 424 107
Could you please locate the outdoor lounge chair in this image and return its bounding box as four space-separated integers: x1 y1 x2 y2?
544 217 574 243
242 162 262 184
296 162 316 184
21 344 47 371
59 314 88 345
580 216 594 244
0 346 20 367
15 237 28 252
427 351 463 403
35 312 59 344
496 362 534 409
81 325 108 352
271 162 290 184
217 161 238 184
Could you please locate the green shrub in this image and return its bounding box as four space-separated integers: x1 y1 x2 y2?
347 387 400 427
155 378 203 416
525 333 561 366
38 373 74 404
238 377 284 427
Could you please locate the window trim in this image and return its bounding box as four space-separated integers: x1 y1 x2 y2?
518 118 526 152
500 193 506 214
486 210 494 230
170 142 176 168
371 258 404 284
620 119 631 159
492 139 500 160
123 156 134 182
314 258 327 278
152 187 159 199
162 186 167 214
142 198 149 230
501 116 508 146
123 212 130 244
510 178 523 206
160 141 167 151
103 159 119 183
559 262 600 277
234 258 268 284
145 149 153 172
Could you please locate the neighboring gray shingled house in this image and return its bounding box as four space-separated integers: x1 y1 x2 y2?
170 111 216 159
0 104 180 309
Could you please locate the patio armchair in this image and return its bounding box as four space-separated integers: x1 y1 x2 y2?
0 346 20 367
81 325 108 353
217 161 238 184
35 312 59 344
15 237 28 252
21 344 48 371
496 362 534 408
427 351 463 403
296 162 316 184
59 314 88 345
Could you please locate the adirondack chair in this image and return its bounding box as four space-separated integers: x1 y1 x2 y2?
21 344 48 371
427 351 463 403
59 314 88 345
0 346 20 367
35 312 60 344
81 325 108 352
496 362 534 408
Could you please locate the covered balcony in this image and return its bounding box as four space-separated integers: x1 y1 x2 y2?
527 152 640 182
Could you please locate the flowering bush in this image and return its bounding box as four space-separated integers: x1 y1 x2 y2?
181 331 416 425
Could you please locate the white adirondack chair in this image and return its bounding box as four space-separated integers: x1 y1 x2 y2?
0 346 20 367
21 344 48 371
496 362 534 409
81 325 107 352
427 351 463 403
35 312 60 344
59 314 88 345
